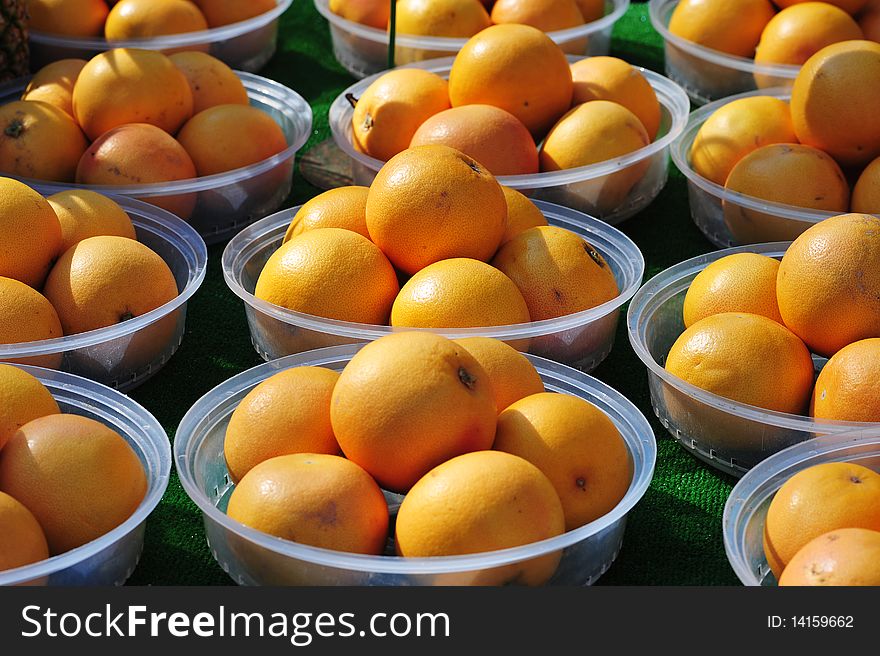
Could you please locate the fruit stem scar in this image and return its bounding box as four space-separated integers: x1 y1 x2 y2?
851 476 862 484
345 93 359 109
362 113 373 131
119 311 134 323
4 119 24 138
584 242 606 267
458 366 477 390
576 477 586 490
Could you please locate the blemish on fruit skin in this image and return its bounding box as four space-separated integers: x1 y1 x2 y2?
458 366 478 390
119 311 134 323
851 476 862 484
584 242 606 268
576 477 586 491
553 288 563 302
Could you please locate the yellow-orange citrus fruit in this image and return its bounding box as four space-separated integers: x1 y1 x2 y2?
0 364 59 451
763 461 880 578
330 332 497 492
668 0 776 57
490 0 585 32
48 190 136 254
194 0 277 27
0 491 49 572
779 528 880 586
22 59 88 118
454 337 544 413
776 213 880 357
851 155 880 213
774 0 868 14
28 0 109 37
811 338 880 422
283 186 370 242
365 145 507 275
105 0 208 40
394 0 491 37
329 0 390 29
254 227 399 324
169 51 249 114
665 312 815 414
500 186 548 245
0 414 147 555
0 277 64 369
0 177 62 289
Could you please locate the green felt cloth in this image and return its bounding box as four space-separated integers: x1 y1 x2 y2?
125 0 740 586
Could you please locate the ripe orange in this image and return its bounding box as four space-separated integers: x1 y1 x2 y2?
491 225 619 321
0 491 49 572
775 0 868 14
811 338 880 422
72 48 194 141
21 59 88 118
0 414 147 555
448 24 574 138
454 337 544 413
224 367 341 483
490 0 585 32
365 145 507 275
409 105 539 176
254 227 399 324
105 0 208 39
776 213 880 357
0 100 88 182
330 332 497 492
0 277 64 369
0 177 62 289
27 0 109 37
0 364 59 451
169 51 249 114
43 235 179 335
667 0 776 57
574 0 604 22
48 190 136 254
500 186 548 245
394 0 491 37
395 450 565 585
763 462 880 578
851 155 880 213
329 0 390 29
194 0 276 27
665 312 815 414
283 186 370 242
779 528 880 586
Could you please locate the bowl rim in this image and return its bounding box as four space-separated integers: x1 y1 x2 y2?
0 196 207 359
626 241 880 433
648 0 801 79
221 198 646 340
29 0 293 50
314 0 630 50
328 55 691 190
2 71 313 196
174 343 657 576
0 364 172 586
722 427 880 586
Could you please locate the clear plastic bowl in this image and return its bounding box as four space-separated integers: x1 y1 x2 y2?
626 242 877 478
328 57 690 224
0 196 207 392
0 364 171 586
672 88 841 248
0 72 312 245
723 427 880 586
223 199 645 373
29 0 293 73
174 344 657 586
649 0 800 105
314 0 630 79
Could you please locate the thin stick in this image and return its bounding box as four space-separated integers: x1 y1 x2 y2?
387 0 396 69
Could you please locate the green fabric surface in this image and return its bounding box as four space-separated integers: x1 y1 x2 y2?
125 0 740 586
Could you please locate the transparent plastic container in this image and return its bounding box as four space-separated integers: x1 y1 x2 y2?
626 243 877 478
174 344 656 586
329 57 689 224
723 427 880 586
29 0 293 73
0 365 171 586
0 72 312 245
315 0 629 79
0 196 207 392
649 0 800 105
223 200 644 373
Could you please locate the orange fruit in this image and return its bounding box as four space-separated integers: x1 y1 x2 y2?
351 68 450 162
776 213 880 357
395 450 565 585
0 277 64 369
365 145 507 275
227 453 389 555
448 24 574 138
790 40 880 168
779 528 880 586
283 186 370 242
177 104 287 176
667 0 776 57
0 491 49 572
224 367 341 483
0 100 88 182
763 461 880 578
329 0 390 29
689 96 798 186
775 0 869 14
409 105 539 176
0 177 62 289
72 48 194 141
393 0 491 38
723 143 850 243
851 154 880 213
454 337 544 413
169 51 249 114
490 0 585 32
391 258 531 329
43 235 179 335
859 0 880 40
574 0 604 21
570 56 662 140
75 123 198 218
105 0 208 39
811 338 880 422
48 190 137 254
27 0 109 37
665 312 815 414
0 364 60 451
495 392 631 531
491 225 619 321
500 186 548 245
21 59 88 118
330 332 497 492
254 227 399 324
0 414 147 555
193 0 276 27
